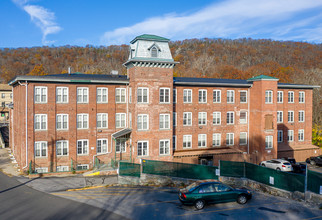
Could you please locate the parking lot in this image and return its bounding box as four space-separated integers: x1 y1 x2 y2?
51 185 322 220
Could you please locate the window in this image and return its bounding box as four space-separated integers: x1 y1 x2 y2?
137 114 149 130
77 164 89 170
151 46 158 57
77 114 88 129
56 87 68 103
159 114 170 129
56 114 68 130
159 88 170 103
265 114 273 130
299 111 305 122
137 141 148 156
97 113 108 128
116 139 126 153
240 132 247 145
173 136 176 150
265 136 273 149
213 133 221 147
226 133 234 146
35 86 47 103
173 89 177 103
183 135 192 148
1 93 4 98
198 134 207 147
10 93 13 99
137 87 148 103
226 112 234 125
77 87 88 103
35 114 47 130
277 111 283 123
35 141 47 157
288 91 294 103
298 129 304 141
97 88 108 103
173 112 177 127
227 90 234 103
115 88 126 103
240 91 247 103
56 140 68 156
116 113 126 128
183 89 192 103
159 139 170 155
199 90 207 103
299 91 305 103
35 167 48 173
97 139 108 154
213 112 221 125
288 111 294 123
278 130 283 143
213 90 221 103
56 166 69 172
288 130 294 142
265 90 273 103
183 112 192 126
277 91 283 103
77 140 88 155
240 111 247 124
198 112 207 125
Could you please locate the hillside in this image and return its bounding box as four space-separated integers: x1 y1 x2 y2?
0 38 321 125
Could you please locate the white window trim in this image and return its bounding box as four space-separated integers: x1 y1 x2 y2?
288 111 294 123
116 113 126 128
183 89 192 103
278 130 283 143
137 87 149 104
77 139 89 155
213 133 221 147
159 139 170 156
265 136 273 149
288 130 294 142
56 87 69 104
56 140 69 156
227 111 234 125
115 88 126 103
159 114 170 130
288 91 294 103
213 112 221 125
97 139 108 154
137 114 149 131
56 166 69 172
137 140 149 156
277 111 283 123
77 164 89 170
239 111 247 124
77 87 89 104
183 112 192 126
299 91 305 103
298 129 304 142
198 134 207 148
240 132 247 145
97 113 108 129
226 133 234 146
159 88 170 104
213 90 221 103
277 91 283 103
35 141 47 158
56 114 68 130
77 113 89 129
97 87 108 104
299 110 305 122
198 89 207 103
183 135 192 149
35 167 48 173
35 86 47 103
240 91 247 103
35 114 47 131
227 90 235 104
265 90 273 104
198 112 207 125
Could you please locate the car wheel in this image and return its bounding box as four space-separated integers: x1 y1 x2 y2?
237 194 248 204
195 199 205 210
276 167 281 171
261 164 265 167
310 160 316 166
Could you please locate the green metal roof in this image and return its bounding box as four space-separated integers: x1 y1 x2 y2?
130 34 170 44
247 75 279 81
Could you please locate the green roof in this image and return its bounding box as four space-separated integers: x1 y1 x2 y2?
247 75 279 81
130 34 170 44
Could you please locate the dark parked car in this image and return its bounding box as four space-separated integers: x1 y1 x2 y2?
306 155 322 166
281 158 306 173
179 181 252 210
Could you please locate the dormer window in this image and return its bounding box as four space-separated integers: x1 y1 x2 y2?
151 46 158 58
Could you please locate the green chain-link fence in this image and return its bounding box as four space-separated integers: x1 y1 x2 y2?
142 159 218 180
307 170 322 194
119 162 141 177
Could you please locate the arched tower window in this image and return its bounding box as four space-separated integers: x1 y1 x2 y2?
151 46 158 58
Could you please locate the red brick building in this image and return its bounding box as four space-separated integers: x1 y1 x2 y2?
9 34 320 173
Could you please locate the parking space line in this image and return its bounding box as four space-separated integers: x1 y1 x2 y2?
135 200 178 206
174 201 284 217
302 216 322 220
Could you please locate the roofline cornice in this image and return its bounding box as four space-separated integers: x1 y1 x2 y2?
174 81 252 87
278 84 320 89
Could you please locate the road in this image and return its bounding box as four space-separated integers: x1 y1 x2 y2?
51 185 322 220
0 172 128 220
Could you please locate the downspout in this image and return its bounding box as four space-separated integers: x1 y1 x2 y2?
18 81 28 169
11 87 14 155
247 85 252 154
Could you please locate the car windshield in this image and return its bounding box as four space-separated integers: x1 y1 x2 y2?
283 162 291 165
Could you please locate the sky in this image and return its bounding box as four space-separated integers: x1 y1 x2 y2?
1 0 322 48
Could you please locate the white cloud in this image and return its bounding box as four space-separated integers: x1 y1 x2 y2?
12 0 62 45
100 0 322 45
